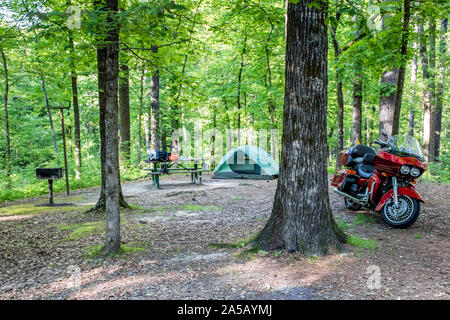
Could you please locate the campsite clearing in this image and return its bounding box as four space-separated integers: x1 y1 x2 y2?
0 174 448 300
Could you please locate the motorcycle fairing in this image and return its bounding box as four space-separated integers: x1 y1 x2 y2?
375 186 424 212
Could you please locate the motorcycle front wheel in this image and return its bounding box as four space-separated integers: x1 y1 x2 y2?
381 195 421 228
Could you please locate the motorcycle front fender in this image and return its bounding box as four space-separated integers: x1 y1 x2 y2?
375 187 424 212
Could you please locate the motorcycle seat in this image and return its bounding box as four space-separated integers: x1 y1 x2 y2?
355 163 375 179
346 144 376 168
351 144 376 158
363 153 376 165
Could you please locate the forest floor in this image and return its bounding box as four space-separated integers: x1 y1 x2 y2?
0 173 449 300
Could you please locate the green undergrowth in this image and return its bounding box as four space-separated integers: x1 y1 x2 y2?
59 221 105 240
208 235 263 260
0 165 147 204
346 235 379 250
84 243 146 259
353 213 377 225
336 213 376 230
421 159 450 183
208 235 257 249
336 217 379 250
0 203 89 217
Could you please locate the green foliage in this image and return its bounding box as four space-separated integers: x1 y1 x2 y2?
208 234 258 249
353 213 377 226
0 202 88 216
60 221 104 240
422 154 450 183
84 243 145 259
0 0 448 205
347 235 379 250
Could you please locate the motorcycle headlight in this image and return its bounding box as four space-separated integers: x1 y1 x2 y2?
410 167 421 177
400 165 410 175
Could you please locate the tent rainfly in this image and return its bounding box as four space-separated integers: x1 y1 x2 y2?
212 145 279 180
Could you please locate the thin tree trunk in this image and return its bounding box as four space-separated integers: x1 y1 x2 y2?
91 0 129 215
428 22 437 161
352 62 362 143
253 0 345 255
264 19 277 155
419 23 432 161
137 67 144 164
119 62 131 163
69 32 82 179
392 0 410 136
330 0 344 168
143 71 150 153
150 46 160 153
409 29 418 136
434 18 447 160
237 35 247 146
171 0 203 154
40 74 59 157
102 0 121 253
1 46 11 180
352 17 363 144
211 106 216 170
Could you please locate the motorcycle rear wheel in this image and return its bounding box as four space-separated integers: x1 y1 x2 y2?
381 195 420 228
344 198 362 211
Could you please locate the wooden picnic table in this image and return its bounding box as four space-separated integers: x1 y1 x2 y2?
143 158 208 189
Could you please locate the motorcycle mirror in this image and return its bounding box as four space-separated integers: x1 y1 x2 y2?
379 129 389 142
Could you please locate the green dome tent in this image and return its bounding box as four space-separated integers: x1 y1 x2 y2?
213 145 279 180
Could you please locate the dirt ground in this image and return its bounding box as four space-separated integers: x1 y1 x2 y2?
0 173 448 300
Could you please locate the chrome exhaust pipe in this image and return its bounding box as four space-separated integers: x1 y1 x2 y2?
333 188 366 205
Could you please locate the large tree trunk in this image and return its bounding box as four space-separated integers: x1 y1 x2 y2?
379 67 399 137
379 12 399 138
253 0 345 255
69 32 82 180
119 62 131 163
419 23 433 161
392 0 410 136
435 18 447 160
150 46 160 153
1 46 10 180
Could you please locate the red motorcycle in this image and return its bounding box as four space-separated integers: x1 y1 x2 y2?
331 134 427 228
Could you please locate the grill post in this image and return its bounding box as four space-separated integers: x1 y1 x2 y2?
49 179 54 205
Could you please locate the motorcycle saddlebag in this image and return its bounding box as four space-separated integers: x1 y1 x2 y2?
339 174 358 192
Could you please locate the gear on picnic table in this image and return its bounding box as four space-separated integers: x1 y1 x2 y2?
147 150 179 162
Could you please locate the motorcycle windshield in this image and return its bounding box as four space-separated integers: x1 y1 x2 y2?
387 135 424 159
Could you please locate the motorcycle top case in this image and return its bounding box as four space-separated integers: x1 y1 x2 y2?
337 149 350 167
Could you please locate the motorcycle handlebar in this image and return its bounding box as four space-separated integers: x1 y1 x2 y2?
373 139 388 148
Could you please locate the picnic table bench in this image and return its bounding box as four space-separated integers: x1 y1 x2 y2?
143 158 208 189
